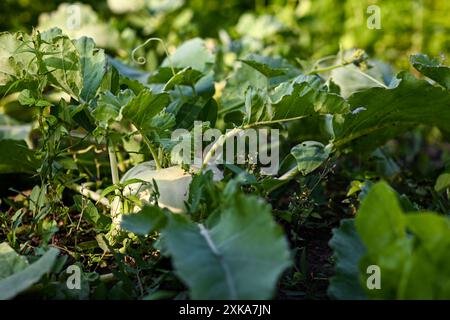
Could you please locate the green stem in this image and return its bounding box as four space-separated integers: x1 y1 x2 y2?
243 115 310 129
352 68 389 89
279 166 299 180
107 139 122 224
200 115 310 172
200 127 241 171
108 140 120 185
306 61 352 75
143 136 162 170
66 183 110 207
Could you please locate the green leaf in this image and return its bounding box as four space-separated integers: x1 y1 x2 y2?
411 54 450 89
0 243 28 280
328 219 367 300
333 73 450 152
73 195 101 226
120 206 167 235
93 89 134 127
435 172 450 192
0 247 59 299
162 193 290 299
0 140 38 174
162 38 214 73
291 141 331 175
0 32 36 87
100 185 120 198
243 78 349 126
332 181 450 299
240 54 288 78
40 29 82 100
355 181 406 255
163 67 203 91
74 37 107 101
121 89 171 134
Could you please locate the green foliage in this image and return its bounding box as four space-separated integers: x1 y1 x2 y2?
330 182 450 299
1 1 449 301
0 243 59 299
161 193 290 299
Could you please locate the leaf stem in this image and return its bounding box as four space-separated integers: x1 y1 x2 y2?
143 136 162 170
200 127 241 171
243 115 310 128
66 183 110 207
352 68 389 89
108 140 120 185
306 61 353 75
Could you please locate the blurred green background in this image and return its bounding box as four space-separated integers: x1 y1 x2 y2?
0 0 449 70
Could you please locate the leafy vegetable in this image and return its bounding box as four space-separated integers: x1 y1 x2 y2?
0 244 59 299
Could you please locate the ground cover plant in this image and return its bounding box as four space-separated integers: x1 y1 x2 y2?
0 0 449 300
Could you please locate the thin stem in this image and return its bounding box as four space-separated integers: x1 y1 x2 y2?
243 115 310 128
200 127 241 171
143 136 162 170
108 140 120 185
352 68 389 89
279 166 299 180
306 61 352 75
200 115 309 172
108 139 122 220
131 37 176 76
66 183 110 207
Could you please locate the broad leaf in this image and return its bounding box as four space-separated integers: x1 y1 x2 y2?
75 37 107 101
435 172 450 192
162 193 291 299
334 73 450 152
0 246 59 299
120 206 167 235
162 38 214 73
243 79 348 126
0 140 38 174
40 29 82 100
355 181 406 255
0 243 28 279
328 219 367 300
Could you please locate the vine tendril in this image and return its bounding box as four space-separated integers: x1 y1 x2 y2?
131 37 176 76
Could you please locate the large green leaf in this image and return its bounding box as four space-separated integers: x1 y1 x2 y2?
74 37 107 101
162 38 214 73
330 181 450 299
398 214 450 299
0 246 59 299
435 172 450 192
0 32 36 87
243 78 349 126
0 243 28 280
355 181 406 255
0 139 38 174
120 89 174 142
334 73 450 151
40 29 82 100
162 193 291 299
121 89 171 134
328 219 366 300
